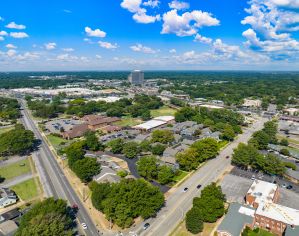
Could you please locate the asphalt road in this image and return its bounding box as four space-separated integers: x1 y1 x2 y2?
19 101 101 236
132 117 267 236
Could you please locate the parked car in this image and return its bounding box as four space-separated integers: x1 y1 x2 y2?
225 156 230 159
81 223 87 230
196 184 202 189
183 187 189 192
251 175 255 180
286 185 293 190
143 223 150 230
282 184 287 188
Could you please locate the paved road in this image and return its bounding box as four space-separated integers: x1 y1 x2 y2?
132 117 267 236
0 173 34 188
19 100 101 236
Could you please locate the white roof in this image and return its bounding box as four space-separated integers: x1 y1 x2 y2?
239 206 255 217
199 104 223 109
133 120 166 130
153 116 175 122
247 180 278 204
256 203 299 225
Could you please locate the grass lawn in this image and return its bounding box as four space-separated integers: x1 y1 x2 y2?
114 116 143 127
218 140 229 149
11 177 40 201
0 158 31 180
170 221 217 236
47 134 69 149
151 106 177 117
277 134 299 145
246 228 275 236
173 170 189 183
0 126 13 135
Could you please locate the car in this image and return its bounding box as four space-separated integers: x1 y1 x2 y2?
282 184 287 188
196 184 202 189
286 185 293 190
251 175 255 180
143 223 150 230
183 187 189 192
225 156 230 159
81 223 87 230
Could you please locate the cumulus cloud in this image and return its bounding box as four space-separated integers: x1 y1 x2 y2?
10 32 29 38
130 43 159 53
98 41 118 49
241 0 299 59
96 55 102 59
85 26 106 38
194 34 212 44
6 49 17 57
6 22 26 30
6 44 17 49
161 9 219 36
62 48 74 52
0 36 4 41
0 31 8 36
169 0 190 10
45 42 57 50
121 0 161 24
169 49 177 53
143 0 160 8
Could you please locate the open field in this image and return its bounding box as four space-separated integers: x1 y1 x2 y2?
114 116 143 127
246 228 275 236
46 134 69 149
0 158 31 180
151 106 177 117
11 177 40 201
0 126 13 135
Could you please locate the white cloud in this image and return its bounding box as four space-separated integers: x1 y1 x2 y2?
0 31 8 36
0 36 4 41
194 34 212 44
6 49 17 57
62 48 74 52
130 43 158 53
6 44 17 49
169 49 177 53
98 41 118 49
56 54 78 61
45 42 57 50
96 55 102 59
143 0 160 8
85 27 106 38
121 0 161 24
6 22 26 30
272 0 299 8
15 52 40 61
10 32 29 38
161 9 219 36
169 0 190 10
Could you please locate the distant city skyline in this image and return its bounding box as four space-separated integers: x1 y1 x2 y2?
1 0 299 71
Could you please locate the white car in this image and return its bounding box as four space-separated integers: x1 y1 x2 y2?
81 223 87 230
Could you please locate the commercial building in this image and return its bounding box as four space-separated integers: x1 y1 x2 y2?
128 70 144 85
133 116 175 132
243 99 262 108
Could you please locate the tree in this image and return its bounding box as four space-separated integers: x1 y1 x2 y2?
157 165 174 184
231 143 261 168
64 141 86 168
151 144 166 156
191 138 219 162
221 124 236 141
84 131 104 151
175 107 197 122
261 154 285 176
185 207 204 234
249 131 270 150
107 138 124 154
176 148 199 171
151 130 174 144
122 142 139 159
72 157 101 182
141 110 151 121
137 156 158 179
139 140 151 152
16 198 73 236
280 148 290 156
280 138 289 146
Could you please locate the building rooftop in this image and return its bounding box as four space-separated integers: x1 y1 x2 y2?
153 116 175 122
247 180 278 204
256 202 299 226
217 203 254 236
133 120 166 131
0 220 18 236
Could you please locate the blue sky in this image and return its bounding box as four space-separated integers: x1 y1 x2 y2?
0 0 299 71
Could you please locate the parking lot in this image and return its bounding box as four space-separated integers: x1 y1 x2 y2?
230 166 299 193
221 173 299 209
45 119 82 134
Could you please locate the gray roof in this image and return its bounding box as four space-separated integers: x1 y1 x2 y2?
285 225 299 236
217 203 254 236
286 169 299 181
0 220 18 236
93 166 120 183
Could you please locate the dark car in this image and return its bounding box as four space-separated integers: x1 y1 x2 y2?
143 223 150 230
225 156 230 159
286 185 293 190
196 184 202 189
183 187 189 192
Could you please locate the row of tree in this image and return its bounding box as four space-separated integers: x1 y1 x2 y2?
186 183 226 234
232 143 286 176
0 97 21 121
137 156 176 184
0 124 35 156
64 131 102 182
90 179 164 228
176 138 220 171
